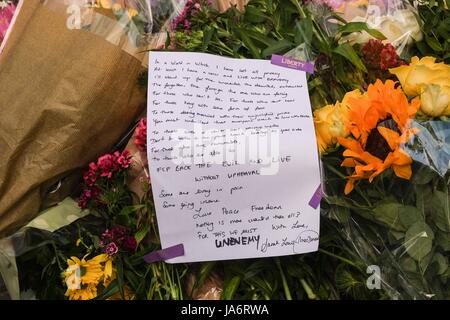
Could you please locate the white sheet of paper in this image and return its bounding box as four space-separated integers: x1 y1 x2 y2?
147 51 320 263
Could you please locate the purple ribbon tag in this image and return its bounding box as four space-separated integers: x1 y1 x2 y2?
271 54 314 74
308 184 323 209
144 243 185 263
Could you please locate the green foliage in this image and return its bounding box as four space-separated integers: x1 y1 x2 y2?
321 147 450 299
412 1 450 63
168 0 384 108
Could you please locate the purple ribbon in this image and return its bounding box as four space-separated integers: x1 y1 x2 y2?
308 184 323 209
271 54 315 74
144 243 185 263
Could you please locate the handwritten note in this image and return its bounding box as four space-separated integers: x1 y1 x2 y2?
147 51 321 263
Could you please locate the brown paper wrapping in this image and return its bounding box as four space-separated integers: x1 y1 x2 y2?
0 0 146 237
186 272 223 300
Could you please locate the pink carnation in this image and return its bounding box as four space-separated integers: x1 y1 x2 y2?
78 186 100 209
117 150 132 169
105 242 119 256
0 3 16 43
134 118 147 152
97 154 119 179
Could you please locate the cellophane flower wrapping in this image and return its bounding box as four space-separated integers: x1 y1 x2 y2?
285 0 449 299
320 118 450 299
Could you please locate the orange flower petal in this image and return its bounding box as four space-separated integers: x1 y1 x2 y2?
344 179 355 195
338 137 364 152
392 149 412 166
393 164 412 180
341 158 361 167
377 127 400 150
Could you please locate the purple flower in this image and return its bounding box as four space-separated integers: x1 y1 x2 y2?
105 242 119 256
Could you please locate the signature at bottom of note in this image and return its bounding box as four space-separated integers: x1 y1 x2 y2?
258 230 319 253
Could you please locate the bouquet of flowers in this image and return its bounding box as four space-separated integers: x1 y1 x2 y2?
137 0 450 299
5 0 449 300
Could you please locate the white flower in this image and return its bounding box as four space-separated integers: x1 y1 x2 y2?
341 8 423 51
0 1 10 10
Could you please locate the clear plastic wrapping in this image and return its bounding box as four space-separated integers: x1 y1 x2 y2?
337 0 422 58
41 0 154 57
320 115 450 300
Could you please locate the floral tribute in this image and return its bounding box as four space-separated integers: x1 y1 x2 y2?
78 150 132 209
337 80 420 194
13 0 450 301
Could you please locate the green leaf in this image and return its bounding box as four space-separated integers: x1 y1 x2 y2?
399 256 418 273
201 26 215 51
404 221 435 261
337 22 386 40
399 205 424 229
431 253 448 275
261 39 293 58
436 231 450 251
116 257 125 299
333 43 367 72
418 251 434 274
135 226 150 246
221 276 241 300
244 5 269 23
412 166 436 184
327 206 350 224
95 280 119 300
165 31 171 49
295 16 313 45
238 29 262 58
390 230 405 241
246 30 278 47
194 262 216 292
425 35 444 52
372 202 406 231
415 184 433 214
430 190 450 232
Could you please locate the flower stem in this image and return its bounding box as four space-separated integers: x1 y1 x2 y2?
275 258 292 300
319 248 359 269
324 163 372 207
300 279 318 300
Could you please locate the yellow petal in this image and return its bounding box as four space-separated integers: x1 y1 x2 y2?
420 84 450 117
104 259 113 278
389 65 411 88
